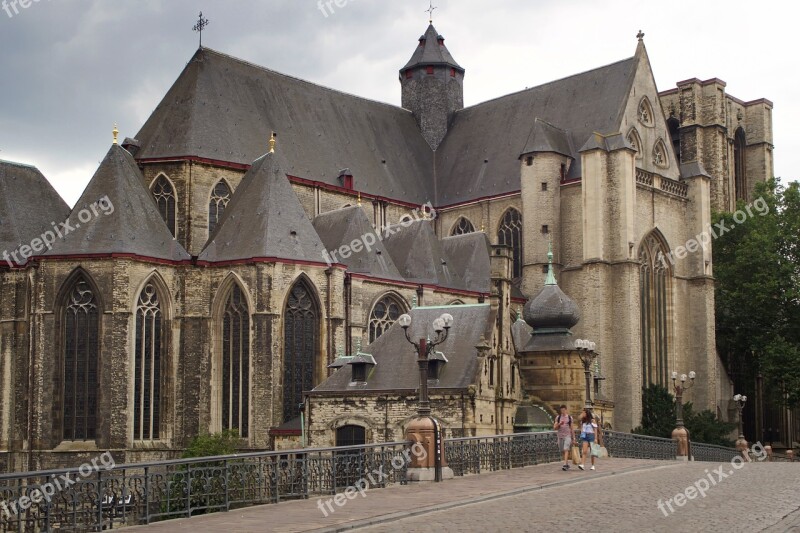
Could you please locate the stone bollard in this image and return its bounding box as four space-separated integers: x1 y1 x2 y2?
787 449 794 462
765 445 773 462
672 427 690 461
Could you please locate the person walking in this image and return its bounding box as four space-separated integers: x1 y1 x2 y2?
577 408 602 471
553 405 574 471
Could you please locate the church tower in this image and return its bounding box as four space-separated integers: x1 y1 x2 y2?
400 24 464 150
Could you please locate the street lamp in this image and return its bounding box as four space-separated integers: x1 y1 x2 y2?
574 339 598 409
734 393 749 459
671 370 695 460
398 312 453 417
399 312 455 482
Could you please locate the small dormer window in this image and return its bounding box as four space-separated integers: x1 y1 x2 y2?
428 361 442 380
352 363 366 383
426 65 434 75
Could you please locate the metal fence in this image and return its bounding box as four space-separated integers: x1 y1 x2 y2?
603 431 676 460
445 432 560 476
690 442 741 463
0 442 408 532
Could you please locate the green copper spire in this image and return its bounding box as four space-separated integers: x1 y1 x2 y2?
545 239 557 286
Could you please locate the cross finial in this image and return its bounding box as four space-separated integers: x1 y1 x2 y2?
636 29 645 41
193 11 210 47
269 131 277 153
112 123 119 145
425 1 437 23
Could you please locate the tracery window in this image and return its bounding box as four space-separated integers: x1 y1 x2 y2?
208 179 232 235
451 217 475 236
638 97 654 126
639 232 671 387
134 283 163 440
497 208 523 279
62 277 100 441
653 140 669 168
283 280 319 423
627 128 643 159
369 294 406 342
221 284 250 437
152 175 177 237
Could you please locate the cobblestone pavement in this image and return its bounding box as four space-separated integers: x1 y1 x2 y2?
357 461 800 533
122 458 664 532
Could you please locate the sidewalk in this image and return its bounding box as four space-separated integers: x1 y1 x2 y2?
123 458 675 532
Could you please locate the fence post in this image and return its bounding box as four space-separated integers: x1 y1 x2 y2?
224 459 230 512
144 466 150 525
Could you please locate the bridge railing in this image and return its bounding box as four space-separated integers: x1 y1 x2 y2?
444 431 559 476
602 431 677 460
0 441 409 532
690 442 742 463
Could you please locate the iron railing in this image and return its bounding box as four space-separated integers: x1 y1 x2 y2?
0 442 408 532
445 432 559 476
603 431 676 460
690 442 741 463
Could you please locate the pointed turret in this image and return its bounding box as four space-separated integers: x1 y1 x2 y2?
400 24 464 150
198 149 326 263
42 144 190 262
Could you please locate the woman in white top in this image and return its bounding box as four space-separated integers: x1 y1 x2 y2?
577 408 602 470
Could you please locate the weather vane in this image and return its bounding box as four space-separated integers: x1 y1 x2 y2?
425 1 437 23
193 11 210 47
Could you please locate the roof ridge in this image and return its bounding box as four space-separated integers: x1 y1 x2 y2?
0 159 37 169
200 47 415 115
458 55 636 112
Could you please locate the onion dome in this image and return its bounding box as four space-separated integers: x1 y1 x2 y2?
523 242 580 332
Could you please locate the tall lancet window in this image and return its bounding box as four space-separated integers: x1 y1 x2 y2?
221 285 250 437
209 179 232 235
734 127 747 201
152 175 177 237
283 280 319 423
497 208 523 279
639 232 671 387
134 283 163 441
62 276 100 441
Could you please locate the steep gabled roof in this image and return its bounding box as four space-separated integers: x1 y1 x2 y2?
134 47 434 203
401 24 463 71
0 160 70 265
521 119 574 158
440 232 491 293
435 56 637 205
42 145 190 262
311 304 493 393
199 151 326 263
382 219 464 289
312 206 403 280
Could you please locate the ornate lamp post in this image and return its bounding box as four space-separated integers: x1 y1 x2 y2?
734 394 749 460
671 370 695 460
574 339 597 409
398 312 455 482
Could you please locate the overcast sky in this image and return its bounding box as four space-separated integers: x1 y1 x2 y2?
0 0 795 206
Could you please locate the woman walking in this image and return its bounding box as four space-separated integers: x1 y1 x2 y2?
577 408 602 470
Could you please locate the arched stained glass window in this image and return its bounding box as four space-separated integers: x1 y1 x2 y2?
283 280 319 423
209 179 232 235
497 208 523 279
369 294 406 342
734 127 747 201
639 232 671 387
451 217 475 236
221 284 250 437
152 175 177 237
134 283 162 441
62 276 100 441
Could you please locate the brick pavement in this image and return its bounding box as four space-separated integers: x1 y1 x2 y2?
122 458 665 532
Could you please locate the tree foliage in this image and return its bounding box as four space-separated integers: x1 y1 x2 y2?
182 429 240 459
713 178 800 407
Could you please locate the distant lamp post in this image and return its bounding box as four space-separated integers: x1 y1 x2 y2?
574 339 598 409
734 394 750 460
671 370 695 460
399 312 455 482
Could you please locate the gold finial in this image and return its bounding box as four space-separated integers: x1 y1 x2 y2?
357 192 362 207
481 222 485 232
112 123 119 145
269 131 277 153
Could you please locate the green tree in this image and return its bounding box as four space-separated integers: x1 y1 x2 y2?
182 429 240 459
683 403 737 447
714 178 800 408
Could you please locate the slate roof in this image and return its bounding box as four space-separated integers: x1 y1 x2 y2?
520 119 574 158
134 47 434 204
382 219 464 289
435 57 637 205
0 160 70 265
401 24 463 71
42 145 190 262
440 232 491 293
199 151 326 263
312 206 403 279
310 304 494 393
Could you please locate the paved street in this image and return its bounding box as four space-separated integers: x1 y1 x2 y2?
123 459 800 532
